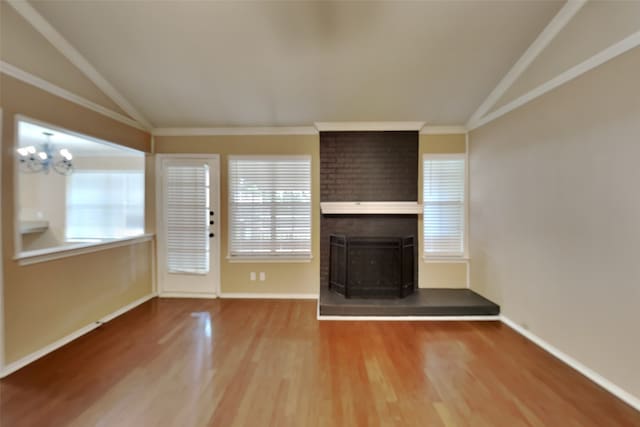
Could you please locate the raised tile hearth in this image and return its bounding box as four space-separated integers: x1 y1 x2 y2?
319 287 500 317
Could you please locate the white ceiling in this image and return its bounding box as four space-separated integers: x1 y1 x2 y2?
29 0 564 128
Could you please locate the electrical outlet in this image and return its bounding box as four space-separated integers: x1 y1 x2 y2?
250 272 256 281
259 272 266 281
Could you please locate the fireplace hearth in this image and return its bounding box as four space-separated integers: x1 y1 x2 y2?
329 234 416 298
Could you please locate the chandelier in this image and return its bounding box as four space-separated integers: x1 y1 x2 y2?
17 132 74 175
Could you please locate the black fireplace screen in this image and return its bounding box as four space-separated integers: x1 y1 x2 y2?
329 234 416 298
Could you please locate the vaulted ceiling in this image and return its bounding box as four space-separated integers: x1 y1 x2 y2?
6 1 638 131
27 0 564 128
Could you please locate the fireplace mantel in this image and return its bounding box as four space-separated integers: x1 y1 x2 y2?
320 202 422 215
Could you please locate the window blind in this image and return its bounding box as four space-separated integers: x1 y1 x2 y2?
229 156 311 258
165 163 210 274
66 171 144 241
423 155 465 257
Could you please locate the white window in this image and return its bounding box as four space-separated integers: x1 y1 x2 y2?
66 171 145 241
228 155 311 259
423 154 466 257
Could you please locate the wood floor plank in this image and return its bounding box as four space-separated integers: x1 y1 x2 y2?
0 298 638 427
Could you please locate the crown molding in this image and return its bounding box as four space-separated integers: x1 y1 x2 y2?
152 127 318 136
420 126 467 135
0 61 148 132
466 0 587 128
469 30 640 131
152 124 466 136
314 122 426 132
6 0 153 130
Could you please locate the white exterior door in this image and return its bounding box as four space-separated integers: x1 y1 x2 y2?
157 155 220 297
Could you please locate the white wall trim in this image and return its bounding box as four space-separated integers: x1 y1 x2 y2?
220 293 318 300
151 236 158 295
0 108 4 372
465 255 471 289
152 127 318 136
0 61 147 131
318 315 500 321
158 292 218 299
466 0 586 128
6 0 152 130
0 293 156 378
420 126 467 135
501 315 640 412
470 30 640 131
422 257 469 263
15 234 154 266
464 131 470 272
315 122 425 132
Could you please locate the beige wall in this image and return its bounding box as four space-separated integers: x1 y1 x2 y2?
470 47 640 399
494 1 640 110
157 133 467 293
418 133 468 288
19 171 67 251
1 76 150 154
1 74 153 364
73 156 146 171
0 2 131 117
155 135 320 295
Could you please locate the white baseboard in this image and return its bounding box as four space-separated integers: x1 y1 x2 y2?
0 293 156 378
318 315 500 321
219 292 318 300
158 292 217 299
501 315 640 412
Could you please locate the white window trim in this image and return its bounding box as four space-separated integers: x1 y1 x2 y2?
226 255 313 263
227 154 312 262
422 152 468 260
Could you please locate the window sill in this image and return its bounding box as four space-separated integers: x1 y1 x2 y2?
423 256 469 263
226 256 313 264
15 233 155 266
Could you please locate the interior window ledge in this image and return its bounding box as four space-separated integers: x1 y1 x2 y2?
423 256 470 263
15 233 155 266
226 256 313 264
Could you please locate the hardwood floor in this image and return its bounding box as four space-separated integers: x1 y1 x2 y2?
1 298 638 427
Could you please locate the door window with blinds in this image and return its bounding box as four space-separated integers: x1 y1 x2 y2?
228 155 312 259
423 154 466 257
164 162 211 274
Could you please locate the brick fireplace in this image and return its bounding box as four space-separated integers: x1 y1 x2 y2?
320 131 419 299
